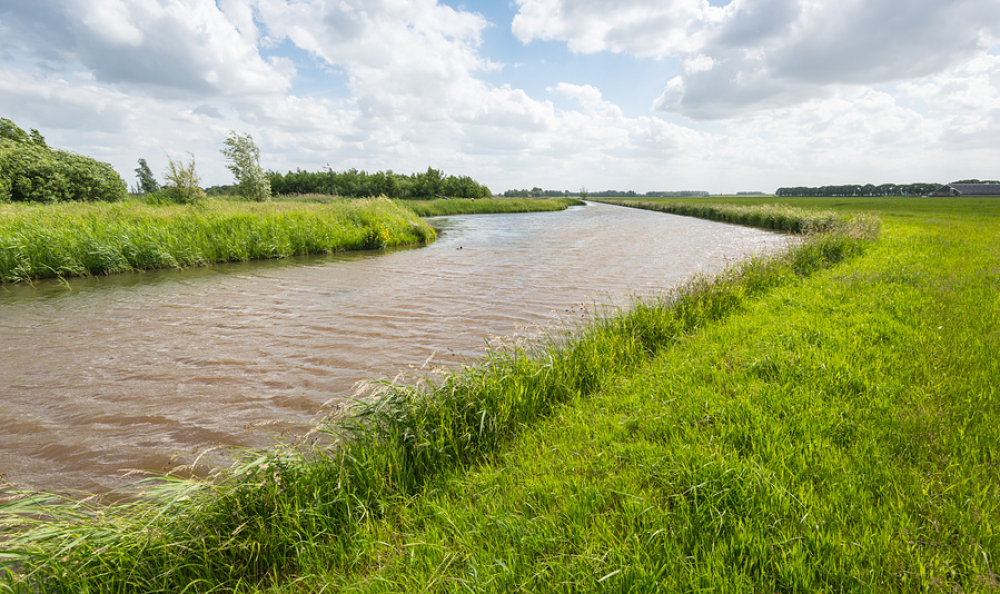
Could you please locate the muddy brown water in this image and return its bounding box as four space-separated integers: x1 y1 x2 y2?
1 202 789 494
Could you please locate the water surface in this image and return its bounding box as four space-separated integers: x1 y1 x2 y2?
0 202 788 493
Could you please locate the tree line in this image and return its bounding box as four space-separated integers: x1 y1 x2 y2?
503 188 709 198
775 183 942 197
267 167 492 199
3 117 493 203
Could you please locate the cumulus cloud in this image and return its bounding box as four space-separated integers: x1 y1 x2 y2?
1 0 997 194
254 0 496 120
514 0 1000 120
0 0 291 97
512 0 720 56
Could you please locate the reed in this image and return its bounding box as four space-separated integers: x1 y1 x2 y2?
0 204 881 593
595 198 872 234
0 197 435 283
401 197 584 217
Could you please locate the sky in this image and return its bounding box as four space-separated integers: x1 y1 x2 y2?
0 0 998 195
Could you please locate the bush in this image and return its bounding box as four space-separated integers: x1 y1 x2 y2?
161 152 206 204
0 118 127 203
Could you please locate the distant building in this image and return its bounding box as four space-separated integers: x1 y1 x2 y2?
929 183 1000 197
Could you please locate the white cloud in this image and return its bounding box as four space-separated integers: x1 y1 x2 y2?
512 0 721 56
513 0 1000 120
1 0 998 196
0 0 291 97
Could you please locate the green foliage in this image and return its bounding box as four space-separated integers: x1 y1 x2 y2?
0 118 29 143
362 223 390 249
133 158 159 194
161 152 206 204
0 197 435 283
269 166 491 199
0 118 127 203
221 131 271 202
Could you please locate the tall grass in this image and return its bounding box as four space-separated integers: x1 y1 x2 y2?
401 197 584 217
0 197 435 283
0 205 879 593
332 202 998 593
595 198 875 234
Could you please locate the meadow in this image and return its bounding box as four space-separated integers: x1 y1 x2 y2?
12 196 993 593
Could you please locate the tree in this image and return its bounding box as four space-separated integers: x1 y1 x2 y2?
1 117 127 203
221 131 270 201
134 158 159 194
163 152 206 204
0 118 29 143
413 167 443 198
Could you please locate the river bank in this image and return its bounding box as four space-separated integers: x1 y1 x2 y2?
328 196 995 593
0 196 581 284
10 200 984 593
0 201 782 495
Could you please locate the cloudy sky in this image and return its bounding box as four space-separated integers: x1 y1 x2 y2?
1 0 998 194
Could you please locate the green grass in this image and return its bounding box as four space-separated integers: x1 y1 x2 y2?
328 202 999 592
276 195 584 216
400 197 583 217
1 202 913 593
0 197 435 283
271 195 582 217
0 196 582 284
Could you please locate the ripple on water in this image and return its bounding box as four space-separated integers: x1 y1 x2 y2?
0 202 790 493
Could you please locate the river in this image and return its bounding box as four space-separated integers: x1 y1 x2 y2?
0 202 789 494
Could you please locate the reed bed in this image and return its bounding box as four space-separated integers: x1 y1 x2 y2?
596 198 872 234
401 197 583 217
0 205 881 593
0 197 435 283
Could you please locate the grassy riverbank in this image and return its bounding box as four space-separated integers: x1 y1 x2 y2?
0 196 582 284
275 195 584 216
3 197 997 592
0 197 434 283
401 197 583 217
8 199 973 593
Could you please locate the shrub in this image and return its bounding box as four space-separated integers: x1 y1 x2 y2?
0 118 127 203
162 152 206 204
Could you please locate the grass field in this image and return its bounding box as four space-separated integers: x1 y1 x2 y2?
1 196 997 592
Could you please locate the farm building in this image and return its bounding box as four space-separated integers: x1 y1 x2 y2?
929 183 1000 197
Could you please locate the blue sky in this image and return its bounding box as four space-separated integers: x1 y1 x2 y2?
1 0 998 194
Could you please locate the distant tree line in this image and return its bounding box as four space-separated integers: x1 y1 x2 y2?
268 167 491 199
504 187 573 198
503 188 709 198
775 183 942 197
642 190 711 198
